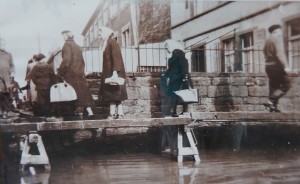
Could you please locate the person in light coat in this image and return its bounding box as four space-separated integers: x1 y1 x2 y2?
98 26 128 119
0 48 14 119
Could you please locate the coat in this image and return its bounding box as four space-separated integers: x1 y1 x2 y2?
58 39 95 108
100 37 128 102
160 49 189 96
0 49 14 93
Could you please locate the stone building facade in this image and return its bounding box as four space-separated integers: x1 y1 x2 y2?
171 1 300 73
81 0 171 73
82 0 171 47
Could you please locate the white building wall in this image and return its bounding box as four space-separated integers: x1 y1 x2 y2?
171 1 300 73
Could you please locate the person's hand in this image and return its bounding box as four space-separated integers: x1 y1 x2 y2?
112 71 118 78
284 67 291 73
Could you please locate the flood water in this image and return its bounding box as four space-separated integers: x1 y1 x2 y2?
2 126 300 184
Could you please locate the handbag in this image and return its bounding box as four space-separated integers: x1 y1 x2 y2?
174 81 198 103
50 81 77 102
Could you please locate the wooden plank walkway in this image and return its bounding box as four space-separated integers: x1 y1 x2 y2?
1 112 300 133
0 117 190 133
190 112 300 127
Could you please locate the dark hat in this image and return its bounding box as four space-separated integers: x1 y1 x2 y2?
33 53 45 61
268 24 282 33
61 30 71 34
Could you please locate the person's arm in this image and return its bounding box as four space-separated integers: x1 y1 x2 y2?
57 43 72 77
275 39 289 69
8 52 15 78
110 39 123 75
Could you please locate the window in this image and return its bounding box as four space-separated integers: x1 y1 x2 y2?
191 45 206 72
240 32 254 72
103 3 109 25
95 20 99 37
122 28 130 47
98 15 103 26
90 26 94 43
222 38 235 72
287 17 300 72
185 0 189 9
110 0 118 18
87 33 90 48
120 0 129 9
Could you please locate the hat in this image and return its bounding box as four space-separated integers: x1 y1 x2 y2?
61 30 71 34
33 53 46 61
164 39 184 54
268 24 281 33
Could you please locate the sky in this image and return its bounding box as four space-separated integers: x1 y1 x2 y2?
0 0 100 87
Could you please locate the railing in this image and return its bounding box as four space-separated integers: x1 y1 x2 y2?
82 42 169 74
82 46 300 74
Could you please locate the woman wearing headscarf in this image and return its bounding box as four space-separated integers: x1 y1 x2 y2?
98 26 127 119
160 39 190 117
57 30 95 119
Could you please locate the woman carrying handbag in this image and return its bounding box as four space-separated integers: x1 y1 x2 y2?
98 27 128 120
160 39 192 117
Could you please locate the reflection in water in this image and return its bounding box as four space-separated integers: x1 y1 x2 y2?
4 149 293 184
2 125 300 184
21 171 50 184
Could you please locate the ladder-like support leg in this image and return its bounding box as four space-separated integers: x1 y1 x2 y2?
177 125 200 163
19 132 51 175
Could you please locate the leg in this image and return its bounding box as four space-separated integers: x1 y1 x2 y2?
86 107 94 119
108 102 116 119
171 96 178 117
116 101 124 119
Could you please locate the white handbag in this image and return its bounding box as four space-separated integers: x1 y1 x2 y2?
50 81 77 102
174 88 199 103
105 76 125 85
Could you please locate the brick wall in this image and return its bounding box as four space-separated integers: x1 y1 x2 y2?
87 72 300 118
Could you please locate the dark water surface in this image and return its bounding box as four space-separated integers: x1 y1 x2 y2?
2 125 300 184
3 148 300 184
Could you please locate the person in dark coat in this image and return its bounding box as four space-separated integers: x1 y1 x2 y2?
58 30 95 119
160 40 190 117
263 24 291 112
27 53 56 116
98 26 128 119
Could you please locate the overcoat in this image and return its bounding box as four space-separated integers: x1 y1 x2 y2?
0 49 14 93
160 49 189 96
100 37 128 101
58 39 95 108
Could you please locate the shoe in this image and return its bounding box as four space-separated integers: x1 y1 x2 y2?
172 113 179 117
263 101 277 112
107 114 116 120
116 114 124 119
2 111 8 119
88 115 95 120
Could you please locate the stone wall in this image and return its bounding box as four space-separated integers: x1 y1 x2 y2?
87 72 300 118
